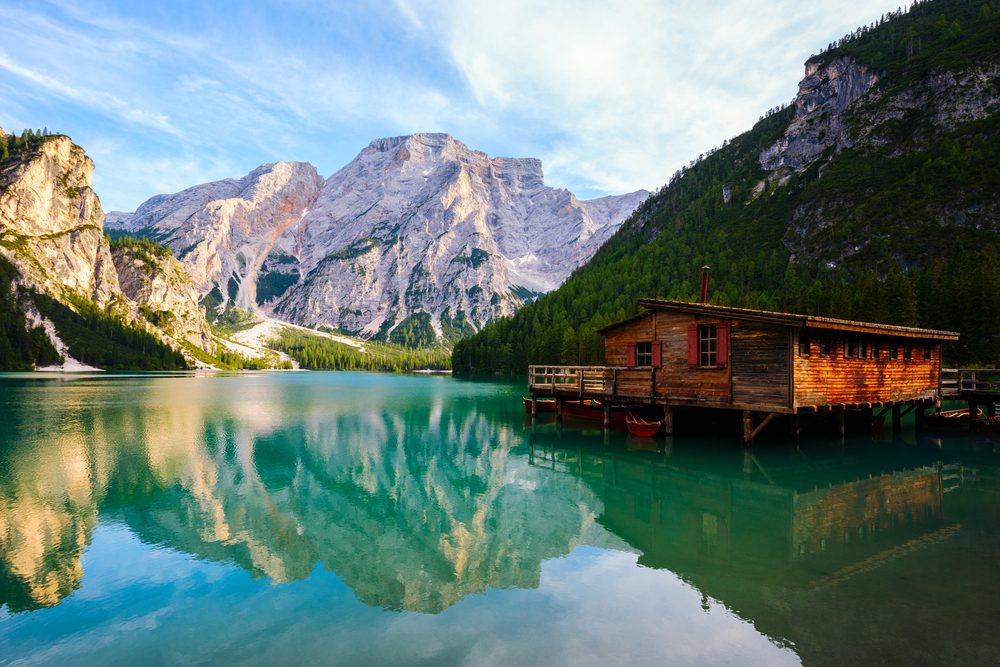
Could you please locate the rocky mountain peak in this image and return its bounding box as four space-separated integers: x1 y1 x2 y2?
111 135 647 343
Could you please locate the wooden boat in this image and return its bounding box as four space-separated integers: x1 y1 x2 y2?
626 413 661 438
523 396 558 414
925 407 981 428
560 399 627 423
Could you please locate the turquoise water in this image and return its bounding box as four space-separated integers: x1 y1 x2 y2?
0 372 997 666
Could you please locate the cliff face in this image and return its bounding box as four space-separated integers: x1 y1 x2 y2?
0 136 119 307
118 162 325 309
759 57 880 172
770 53 1000 267
111 134 647 339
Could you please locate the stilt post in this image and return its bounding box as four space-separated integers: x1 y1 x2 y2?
663 405 674 435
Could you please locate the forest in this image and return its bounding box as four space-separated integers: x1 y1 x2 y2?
269 329 451 372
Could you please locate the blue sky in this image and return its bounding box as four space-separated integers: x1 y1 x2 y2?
0 0 903 212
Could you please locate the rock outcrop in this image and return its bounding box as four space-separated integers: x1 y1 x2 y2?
110 134 647 339
759 56 880 172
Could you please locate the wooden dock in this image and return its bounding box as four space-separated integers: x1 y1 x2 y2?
528 364 999 442
941 368 1000 426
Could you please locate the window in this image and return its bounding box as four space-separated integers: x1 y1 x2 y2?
889 342 898 360
904 342 912 361
688 321 728 368
924 345 932 361
627 341 661 368
699 324 717 367
859 340 868 359
844 338 856 359
636 341 652 367
798 332 810 356
819 337 831 357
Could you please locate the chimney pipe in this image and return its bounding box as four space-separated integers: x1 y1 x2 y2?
700 265 711 304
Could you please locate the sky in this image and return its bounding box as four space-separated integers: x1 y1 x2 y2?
0 0 905 212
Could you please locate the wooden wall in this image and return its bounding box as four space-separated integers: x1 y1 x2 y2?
602 309 944 409
602 311 732 405
731 323 790 408
793 336 941 406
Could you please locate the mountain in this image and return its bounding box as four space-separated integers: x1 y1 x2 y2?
0 130 210 370
454 0 1000 372
109 133 647 342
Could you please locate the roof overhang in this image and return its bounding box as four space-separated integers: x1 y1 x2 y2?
602 299 963 341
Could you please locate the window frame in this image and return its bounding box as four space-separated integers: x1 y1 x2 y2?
798 332 811 357
819 336 831 357
636 341 653 367
698 323 718 368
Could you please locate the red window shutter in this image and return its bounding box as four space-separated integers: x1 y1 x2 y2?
687 323 698 367
652 341 662 368
627 342 636 367
718 322 730 368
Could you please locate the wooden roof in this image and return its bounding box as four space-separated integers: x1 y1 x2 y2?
596 299 960 340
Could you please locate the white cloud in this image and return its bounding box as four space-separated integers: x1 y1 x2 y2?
0 51 178 136
405 0 906 196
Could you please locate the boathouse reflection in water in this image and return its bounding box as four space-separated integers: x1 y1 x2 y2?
526 427 1000 665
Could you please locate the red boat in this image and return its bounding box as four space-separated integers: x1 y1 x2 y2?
523 396 558 414
560 399 628 423
626 413 661 437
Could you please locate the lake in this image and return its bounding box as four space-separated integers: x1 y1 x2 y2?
0 372 997 666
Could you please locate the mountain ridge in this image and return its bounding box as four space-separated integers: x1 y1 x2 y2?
108 132 647 342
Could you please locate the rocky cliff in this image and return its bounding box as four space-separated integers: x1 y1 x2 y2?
110 134 647 340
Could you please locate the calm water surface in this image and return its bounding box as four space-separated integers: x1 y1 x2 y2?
0 372 997 666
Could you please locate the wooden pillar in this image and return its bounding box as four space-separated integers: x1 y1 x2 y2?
531 396 537 416
556 398 563 421
837 409 846 437
790 415 800 440
603 404 611 427
742 410 754 447
969 401 978 431
891 405 901 431
663 405 674 435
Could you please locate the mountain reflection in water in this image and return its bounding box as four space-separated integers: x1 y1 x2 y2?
0 373 997 666
0 374 620 615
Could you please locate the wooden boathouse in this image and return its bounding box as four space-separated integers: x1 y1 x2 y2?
528 298 962 443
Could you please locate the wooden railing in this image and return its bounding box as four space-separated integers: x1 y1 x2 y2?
528 366 606 396
941 368 1000 397
528 365 658 400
